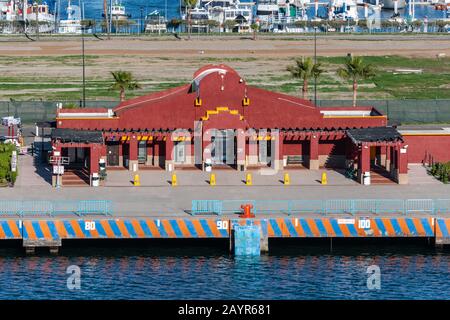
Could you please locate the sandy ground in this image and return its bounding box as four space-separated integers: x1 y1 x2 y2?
1 36 450 58
0 35 449 100
0 35 450 81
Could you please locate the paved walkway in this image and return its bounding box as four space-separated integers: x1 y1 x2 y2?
104 168 357 187
15 153 51 187
7 153 450 216
4 182 450 216
407 164 442 185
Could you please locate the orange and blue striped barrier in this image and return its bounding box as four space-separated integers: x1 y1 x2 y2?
232 217 434 238
435 218 450 239
21 219 230 240
0 217 440 241
0 220 22 239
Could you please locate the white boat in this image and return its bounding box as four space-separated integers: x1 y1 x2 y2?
1 1 56 33
0 1 19 24
25 2 56 33
145 10 167 33
367 0 406 9
58 0 82 34
382 0 406 9
109 0 130 21
278 0 309 23
330 0 359 20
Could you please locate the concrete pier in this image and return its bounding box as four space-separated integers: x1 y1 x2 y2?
0 215 447 254
23 239 62 255
232 225 261 256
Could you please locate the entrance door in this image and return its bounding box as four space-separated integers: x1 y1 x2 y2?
258 139 272 165
66 147 86 167
107 142 119 166
174 141 186 163
138 141 147 164
211 130 235 165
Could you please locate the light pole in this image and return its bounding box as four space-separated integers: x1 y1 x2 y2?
81 2 86 108
140 6 143 34
314 26 317 106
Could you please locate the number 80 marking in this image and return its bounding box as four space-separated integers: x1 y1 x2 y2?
84 221 96 231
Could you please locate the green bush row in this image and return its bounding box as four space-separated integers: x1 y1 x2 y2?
430 162 450 184
0 143 18 185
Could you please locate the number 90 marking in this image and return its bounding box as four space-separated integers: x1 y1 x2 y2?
216 221 228 230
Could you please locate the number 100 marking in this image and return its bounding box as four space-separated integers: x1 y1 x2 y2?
358 219 371 229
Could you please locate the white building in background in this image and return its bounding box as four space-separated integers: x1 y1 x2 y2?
203 0 255 32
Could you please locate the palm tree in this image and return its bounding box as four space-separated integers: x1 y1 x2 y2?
110 71 141 102
287 57 323 100
183 0 198 40
337 56 376 107
250 22 259 40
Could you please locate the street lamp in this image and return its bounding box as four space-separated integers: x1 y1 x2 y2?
140 6 143 34
82 27 86 108
314 26 317 106
81 1 86 108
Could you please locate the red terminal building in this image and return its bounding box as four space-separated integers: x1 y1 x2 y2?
49 65 448 186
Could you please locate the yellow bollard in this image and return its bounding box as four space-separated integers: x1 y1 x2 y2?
284 173 290 185
133 174 140 186
321 172 327 185
245 173 252 186
172 173 177 186
210 173 216 186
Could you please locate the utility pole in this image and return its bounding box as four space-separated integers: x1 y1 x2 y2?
103 0 110 39
109 0 113 37
23 0 28 33
81 1 86 108
140 6 143 34
314 26 317 106
35 0 39 40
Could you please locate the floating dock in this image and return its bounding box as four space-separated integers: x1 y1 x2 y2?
1 215 449 254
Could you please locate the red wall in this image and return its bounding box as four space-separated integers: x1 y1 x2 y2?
403 135 450 164
283 140 309 155
319 140 346 156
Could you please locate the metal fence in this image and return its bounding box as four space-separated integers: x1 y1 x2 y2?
1 18 449 35
0 200 112 217
1 99 450 126
191 199 450 216
0 100 118 125
318 99 450 124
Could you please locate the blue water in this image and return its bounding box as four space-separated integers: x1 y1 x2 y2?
43 0 447 21
0 243 448 299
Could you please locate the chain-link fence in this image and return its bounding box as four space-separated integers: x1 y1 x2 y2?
0 100 118 125
1 99 450 126
317 99 450 124
1 18 450 36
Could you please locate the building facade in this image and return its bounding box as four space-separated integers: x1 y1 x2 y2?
50 64 437 187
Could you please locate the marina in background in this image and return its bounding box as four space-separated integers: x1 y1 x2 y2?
0 0 449 34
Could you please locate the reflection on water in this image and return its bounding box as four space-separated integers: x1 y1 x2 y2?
0 243 448 300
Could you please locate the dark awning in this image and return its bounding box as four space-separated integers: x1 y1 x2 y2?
346 127 403 144
51 128 103 143
36 121 56 128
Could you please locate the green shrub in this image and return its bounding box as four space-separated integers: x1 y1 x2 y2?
0 143 18 185
432 162 450 183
